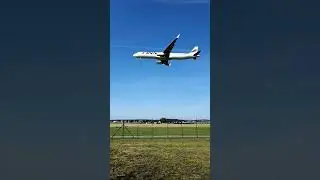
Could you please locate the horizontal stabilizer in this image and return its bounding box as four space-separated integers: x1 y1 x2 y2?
194 50 201 56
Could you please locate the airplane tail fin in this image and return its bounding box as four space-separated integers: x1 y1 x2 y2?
190 46 201 60
190 46 199 53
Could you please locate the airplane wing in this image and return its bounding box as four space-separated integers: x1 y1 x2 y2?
161 34 180 58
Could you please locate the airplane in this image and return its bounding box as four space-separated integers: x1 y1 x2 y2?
132 34 201 66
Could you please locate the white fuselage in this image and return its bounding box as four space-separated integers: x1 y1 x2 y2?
133 52 199 60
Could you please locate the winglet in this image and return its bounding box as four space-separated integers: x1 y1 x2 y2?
176 34 180 39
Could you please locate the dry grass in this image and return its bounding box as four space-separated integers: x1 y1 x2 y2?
110 138 210 180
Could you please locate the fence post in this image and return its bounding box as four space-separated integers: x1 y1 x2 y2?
122 120 124 139
152 121 154 139
136 123 139 139
196 120 198 138
181 121 183 138
166 122 168 138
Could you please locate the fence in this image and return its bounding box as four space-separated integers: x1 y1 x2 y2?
110 120 210 139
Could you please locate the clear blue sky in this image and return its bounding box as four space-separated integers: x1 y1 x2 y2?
110 0 210 119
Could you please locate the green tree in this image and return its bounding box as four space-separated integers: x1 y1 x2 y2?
160 117 167 123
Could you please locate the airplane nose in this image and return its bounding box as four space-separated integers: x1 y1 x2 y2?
133 53 137 57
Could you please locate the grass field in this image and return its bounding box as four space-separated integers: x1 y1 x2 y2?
110 138 210 180
110 123 210 137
